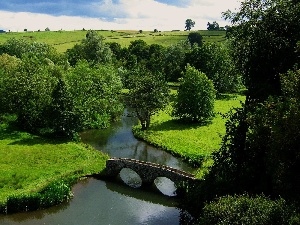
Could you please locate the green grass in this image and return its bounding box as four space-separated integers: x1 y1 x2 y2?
0 30 227 52
133 93 245 176
0 121 108 206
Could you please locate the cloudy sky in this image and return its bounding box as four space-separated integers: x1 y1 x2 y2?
0 0 240 32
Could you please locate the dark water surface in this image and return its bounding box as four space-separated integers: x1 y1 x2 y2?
0 109 195 225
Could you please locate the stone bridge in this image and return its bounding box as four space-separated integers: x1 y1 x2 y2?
105 158 197 188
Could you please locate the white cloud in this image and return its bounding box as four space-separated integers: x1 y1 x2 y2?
0 0 241 32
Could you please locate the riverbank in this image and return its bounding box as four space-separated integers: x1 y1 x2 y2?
0 120 108 213
133 93 245 178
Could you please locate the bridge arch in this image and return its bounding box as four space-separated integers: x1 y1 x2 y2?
105 158 197 194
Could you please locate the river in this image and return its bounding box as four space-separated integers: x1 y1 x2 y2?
0 109 196 225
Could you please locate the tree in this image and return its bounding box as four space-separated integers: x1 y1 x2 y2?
186 42 242 93
164 41 191 81
202 0 300 203
127 67 169 130
187 32 203 46
66 61 123 130
223 0 300 101
185 19 195 31
66 30 112 66
173 65 216 123
207 21 220 31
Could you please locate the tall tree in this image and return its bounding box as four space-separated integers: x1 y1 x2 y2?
185 19 195 31
202 0 300 203
173 64 216 123
223 0 300 101
127 67 169 130
66 30 112 66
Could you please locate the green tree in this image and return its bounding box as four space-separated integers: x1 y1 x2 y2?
127 67 169 130
202 0 300 203
66 30 112 66
47 68 79 139
185 19 195 31
186 42 242 93
1 38 63 64
173 65 216 123
187 32 203 46
164 41 190 81
66 61 123 130
0 55 57 132
127 39 149 64
223 0 300 101
207 21 220 31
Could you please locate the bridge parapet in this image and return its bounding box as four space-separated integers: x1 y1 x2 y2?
105 158 197 187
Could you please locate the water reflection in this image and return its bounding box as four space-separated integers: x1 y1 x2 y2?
0 179 182 225
119 168 142 188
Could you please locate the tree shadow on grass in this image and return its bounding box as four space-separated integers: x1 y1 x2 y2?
8 136 67 146
0 125 68 146
150 119 212 132
217 93 242 101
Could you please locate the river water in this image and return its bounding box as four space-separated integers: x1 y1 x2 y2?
0 109 196 225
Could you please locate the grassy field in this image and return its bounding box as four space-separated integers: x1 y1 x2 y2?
0 29 227 52
134 92 245 177
0 121 108 207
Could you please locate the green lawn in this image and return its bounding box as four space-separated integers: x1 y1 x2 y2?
133 93 245 177
0 30 227 52
0 122 108 205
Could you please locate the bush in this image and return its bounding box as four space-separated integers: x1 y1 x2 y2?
198 194 299 225
3 180 72 213
173 64 216 123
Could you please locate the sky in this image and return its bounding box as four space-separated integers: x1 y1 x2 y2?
0 0 241 32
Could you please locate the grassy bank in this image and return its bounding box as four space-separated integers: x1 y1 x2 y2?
0 30 226 52
0 120 108 213
133 93 245 177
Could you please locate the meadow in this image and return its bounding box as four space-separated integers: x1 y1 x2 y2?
0 119 108 210
0 29 227 52
133 92 246 178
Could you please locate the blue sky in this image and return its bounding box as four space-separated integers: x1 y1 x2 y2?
0 0 240 31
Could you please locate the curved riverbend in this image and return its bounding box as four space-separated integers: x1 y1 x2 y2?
0 109 196 225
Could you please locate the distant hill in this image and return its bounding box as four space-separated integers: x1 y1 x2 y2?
0 30 226 53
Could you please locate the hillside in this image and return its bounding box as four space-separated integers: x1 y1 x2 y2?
0 30 226 52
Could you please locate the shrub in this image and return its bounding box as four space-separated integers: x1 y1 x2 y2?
173 64 216 123
198 194 299 225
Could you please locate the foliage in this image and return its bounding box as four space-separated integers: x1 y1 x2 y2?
186 42 242 93
205 70 300 203
187 32 203 46
66 61 123 130
173 65 216 123
207 21 220 31
0 38 64 64
0 52 123 138
164 40 191 81
0 55 58 133
198 194 299 225
127 67 169 130
66 30 112 66
200 0 300 206
4 180 72 213
223 0 300 101
185 19 195 31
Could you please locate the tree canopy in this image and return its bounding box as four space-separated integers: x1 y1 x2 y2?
127 67 169 130
185 19 195 31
